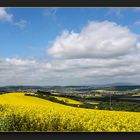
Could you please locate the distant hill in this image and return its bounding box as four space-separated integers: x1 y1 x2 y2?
101 85 140 91
1 83 140 92
102 82 138 87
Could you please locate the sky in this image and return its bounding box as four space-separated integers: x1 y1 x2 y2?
1 8 140 86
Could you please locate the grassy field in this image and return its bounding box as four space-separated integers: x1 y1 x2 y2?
0 92 140 132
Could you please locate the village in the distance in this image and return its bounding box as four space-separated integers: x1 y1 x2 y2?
1 83 140 112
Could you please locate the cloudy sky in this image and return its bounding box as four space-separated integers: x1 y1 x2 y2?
1 8 140 86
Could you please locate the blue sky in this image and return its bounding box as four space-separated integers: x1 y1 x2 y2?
0 8 140 58
1 8 140 86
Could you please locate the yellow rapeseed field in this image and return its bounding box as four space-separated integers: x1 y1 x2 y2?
51 96 82 104
132 93 140 96
0 93 140 132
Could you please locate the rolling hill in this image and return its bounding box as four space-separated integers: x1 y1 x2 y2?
0 92 140 132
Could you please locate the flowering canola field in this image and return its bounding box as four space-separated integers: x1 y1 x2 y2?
51 96 82 104
0 93 140 132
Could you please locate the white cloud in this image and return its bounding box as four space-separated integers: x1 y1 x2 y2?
106 8 124 18
0 8 13 22
134 20 140 26
48 21 139 59
15 19 28 29
0 8 28 29
106 8 139 17
43 8 62 29
1 20 140 86
1 54 140 86
43 8 57 17
5 58 36 65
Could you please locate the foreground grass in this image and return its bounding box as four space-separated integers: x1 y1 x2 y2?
0 93 140 132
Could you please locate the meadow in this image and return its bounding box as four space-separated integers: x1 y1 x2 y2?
0 93 140 132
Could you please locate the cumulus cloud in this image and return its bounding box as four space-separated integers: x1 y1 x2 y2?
1 20 140 86
48 21 139 59
0 8 13 22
